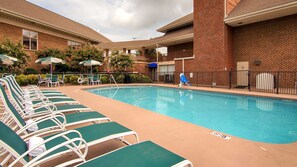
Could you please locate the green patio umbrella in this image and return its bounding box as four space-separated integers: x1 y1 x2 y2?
0 54 18 65
35 56 65 79
79 59 102 74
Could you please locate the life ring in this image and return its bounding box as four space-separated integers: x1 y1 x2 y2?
77 78 84 84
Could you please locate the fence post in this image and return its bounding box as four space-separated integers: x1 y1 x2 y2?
248 70 251 91
196 72 198 87
276 71 280 94
211 71 214 88
229 71 232 89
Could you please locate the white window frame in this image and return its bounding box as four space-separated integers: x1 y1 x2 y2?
159 65 175 76
68 40 81 49
22 29 38 50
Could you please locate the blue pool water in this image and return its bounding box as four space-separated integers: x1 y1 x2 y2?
87 86 297 144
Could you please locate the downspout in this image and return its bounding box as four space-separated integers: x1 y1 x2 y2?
224 0 227 18
156 43 159 82
174 55 195 73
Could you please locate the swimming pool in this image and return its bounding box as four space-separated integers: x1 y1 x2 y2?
87 86 297 144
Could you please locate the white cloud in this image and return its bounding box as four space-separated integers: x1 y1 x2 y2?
27 0 193 41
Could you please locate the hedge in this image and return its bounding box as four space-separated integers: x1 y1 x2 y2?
12 73 152 86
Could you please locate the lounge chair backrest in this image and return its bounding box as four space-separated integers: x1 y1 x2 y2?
2 77 24 102
0 84 26 127
0 78 24 110
0 122 29 163
6 76 23 95
2 77 23 99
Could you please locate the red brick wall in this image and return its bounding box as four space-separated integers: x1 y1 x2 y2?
233 14 297 71
133 63 150 75
0 22 69 70
193 0 233 72
0 22 22 43
38 33 68 50
167 42 193 61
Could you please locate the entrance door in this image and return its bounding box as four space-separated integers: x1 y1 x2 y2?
150 68 157 81
237 61 249 86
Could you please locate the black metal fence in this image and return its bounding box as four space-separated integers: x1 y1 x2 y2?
154 71 297 95
4 70 296 95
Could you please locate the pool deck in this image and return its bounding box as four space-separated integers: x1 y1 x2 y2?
45 84 297 167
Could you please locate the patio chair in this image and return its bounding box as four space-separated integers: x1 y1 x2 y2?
37 74 48 86
91 74 101 85
76 141 192 167
48 75 59 87
0 121 139 167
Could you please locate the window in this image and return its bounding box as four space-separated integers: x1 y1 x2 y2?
159 65 175 75
68 40 81 49
23 30 38 50
156 47 167 56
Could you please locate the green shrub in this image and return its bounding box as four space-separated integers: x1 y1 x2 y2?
129 74 139 83
27 74 38 85
15 74 39 85
140 75 152 83
115 74 124 83
24 68 38 74
69 75 80 85
64 75 71 83
100 75 108 84
128 74 152 83
15 74 28 85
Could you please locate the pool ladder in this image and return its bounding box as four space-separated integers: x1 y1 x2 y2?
109 74 118 88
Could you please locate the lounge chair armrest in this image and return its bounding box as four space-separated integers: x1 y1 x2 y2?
10 131 88 167
33 100 57 112
18 114 66 138
21 101 57 119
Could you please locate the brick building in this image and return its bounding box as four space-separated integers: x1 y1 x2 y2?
99 13 194 80
0 0 111 69
101 0 296 86
1 0 296 84
184 0 297 73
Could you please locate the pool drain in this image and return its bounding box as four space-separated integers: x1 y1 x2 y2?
211 132 231 140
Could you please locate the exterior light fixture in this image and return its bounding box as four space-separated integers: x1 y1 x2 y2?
254 60 261 66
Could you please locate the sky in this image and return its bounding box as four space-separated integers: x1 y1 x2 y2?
27 0 193 42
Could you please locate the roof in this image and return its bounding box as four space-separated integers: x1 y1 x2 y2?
99 26 193 50
225 0 297 27
0 0 111 43
157 13 193 33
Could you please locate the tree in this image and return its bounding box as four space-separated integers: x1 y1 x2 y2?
35 48 67 73
0 39 29 73
69 45 104 72
35 48 64 59
109 51 134 72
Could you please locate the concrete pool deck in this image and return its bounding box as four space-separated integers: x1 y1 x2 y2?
43 84 297 166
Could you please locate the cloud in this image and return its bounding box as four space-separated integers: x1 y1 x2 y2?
28 0 193 41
